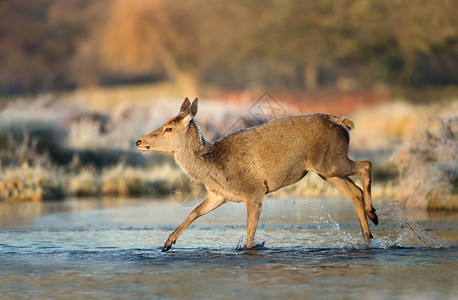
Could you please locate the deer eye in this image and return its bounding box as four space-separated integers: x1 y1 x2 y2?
165 127 173 132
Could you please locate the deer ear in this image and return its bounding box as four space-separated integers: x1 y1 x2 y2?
182 98 198 123
179 97 191 113
190 98 198 118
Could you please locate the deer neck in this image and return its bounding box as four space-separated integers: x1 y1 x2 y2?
174 119 211 180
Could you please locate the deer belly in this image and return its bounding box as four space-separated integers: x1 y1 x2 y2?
265 166 308 193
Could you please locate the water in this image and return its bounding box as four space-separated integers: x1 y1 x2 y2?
0 197 456 299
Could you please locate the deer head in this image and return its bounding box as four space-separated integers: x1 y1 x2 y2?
136 97 198 153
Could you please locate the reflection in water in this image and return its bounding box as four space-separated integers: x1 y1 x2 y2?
0 197 456 299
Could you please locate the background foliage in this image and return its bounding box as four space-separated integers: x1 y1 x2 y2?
1 0 457 95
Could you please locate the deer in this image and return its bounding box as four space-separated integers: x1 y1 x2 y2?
136 97 378 252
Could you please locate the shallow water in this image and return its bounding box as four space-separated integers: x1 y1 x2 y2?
0 197 457 299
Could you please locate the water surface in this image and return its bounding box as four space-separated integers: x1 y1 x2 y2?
0 197 457 299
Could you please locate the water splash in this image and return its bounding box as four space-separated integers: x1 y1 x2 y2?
307 204 364 249
305 200 448 249
325 212 361 249
235 236 268 251
376 201 448 249
235 198 447 251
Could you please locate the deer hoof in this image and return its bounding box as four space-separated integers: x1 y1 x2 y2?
363 232 373 242
162 239 175 252
162 244 172 252
368 211 378 225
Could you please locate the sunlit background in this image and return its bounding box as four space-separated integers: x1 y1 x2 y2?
0 0 457 210
0 1 457 298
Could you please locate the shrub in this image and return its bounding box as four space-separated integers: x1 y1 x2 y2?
100 162 181 197
0 163 65 202
68 167 99 197
393 111 457 210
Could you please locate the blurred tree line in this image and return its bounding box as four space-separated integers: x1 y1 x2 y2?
0 0 457 95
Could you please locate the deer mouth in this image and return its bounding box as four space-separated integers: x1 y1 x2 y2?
137 145 151 152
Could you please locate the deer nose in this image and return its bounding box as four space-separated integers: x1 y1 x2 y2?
136 139 142 146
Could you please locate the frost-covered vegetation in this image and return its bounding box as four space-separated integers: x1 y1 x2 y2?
0 91 456 210
392 105 457 210
0 93 242 201
0 94 181 201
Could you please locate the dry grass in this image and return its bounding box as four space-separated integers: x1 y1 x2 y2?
0 161 183 201
0 163 64 202
68 167 99 197
0 91 188 201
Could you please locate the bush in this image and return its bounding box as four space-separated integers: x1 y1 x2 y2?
393 110 457 210
100 162 182 197
68 167 99 197
0 163 65 202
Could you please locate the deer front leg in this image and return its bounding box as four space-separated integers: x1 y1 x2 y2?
245 199 263 249
162 192 224 252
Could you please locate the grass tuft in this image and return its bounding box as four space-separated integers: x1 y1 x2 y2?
0 163 65 202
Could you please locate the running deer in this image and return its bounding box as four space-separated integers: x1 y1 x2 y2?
136 97 378 252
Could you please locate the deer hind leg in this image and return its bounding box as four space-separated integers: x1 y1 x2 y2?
323 176 373 241
245 198 263 249
352 161 377 225
321 159 377 225
162 192 225 252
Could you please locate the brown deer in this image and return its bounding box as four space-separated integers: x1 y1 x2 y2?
136 97 378 252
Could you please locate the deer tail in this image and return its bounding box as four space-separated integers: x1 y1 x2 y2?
330 116 354 131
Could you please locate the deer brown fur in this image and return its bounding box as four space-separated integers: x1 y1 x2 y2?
137 97 378 252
